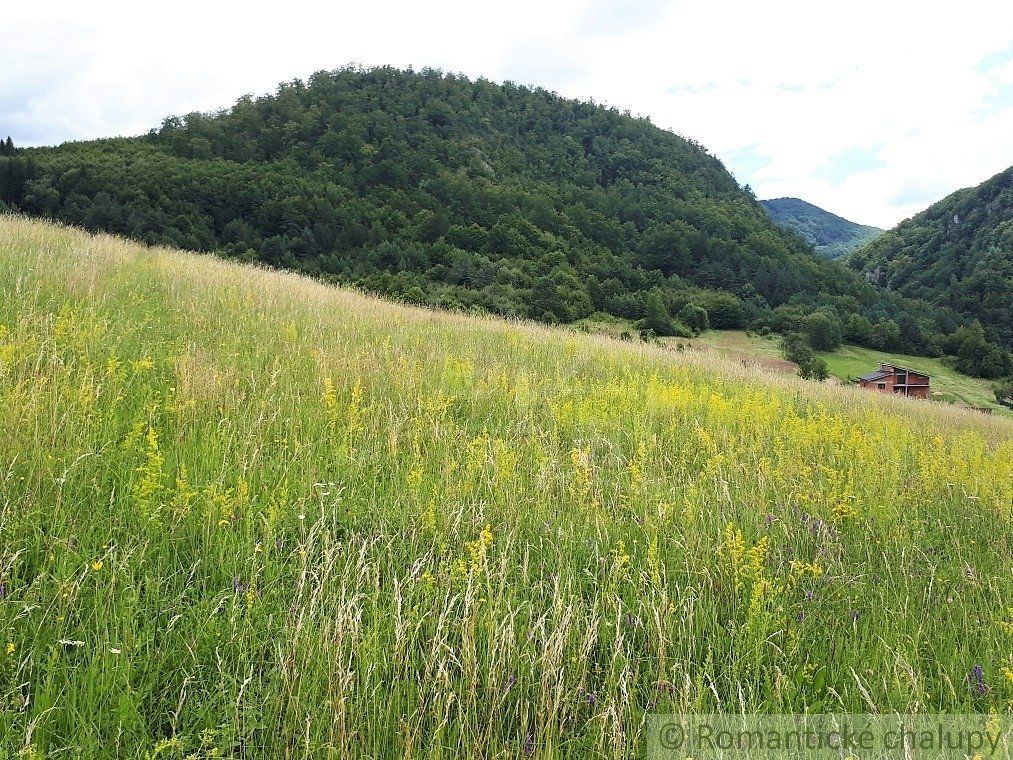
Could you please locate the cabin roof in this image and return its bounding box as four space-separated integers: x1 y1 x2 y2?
858 370 890 382
879 363 929 377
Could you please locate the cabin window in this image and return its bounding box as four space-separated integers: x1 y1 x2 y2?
877 383 886 389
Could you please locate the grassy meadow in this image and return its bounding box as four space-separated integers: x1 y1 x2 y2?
0 216 1012 758
693 329 1009 414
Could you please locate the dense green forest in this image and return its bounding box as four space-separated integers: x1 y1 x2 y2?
0 66 1008 375
848 166 1013 351
761 197 882 259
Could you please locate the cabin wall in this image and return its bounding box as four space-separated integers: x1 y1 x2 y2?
859 375 895 393
904 371 930 399
857 368 930 399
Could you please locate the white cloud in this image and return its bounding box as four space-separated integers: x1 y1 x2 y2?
2 0 1011 227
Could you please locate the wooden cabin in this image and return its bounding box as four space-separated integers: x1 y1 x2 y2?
857 363 930 399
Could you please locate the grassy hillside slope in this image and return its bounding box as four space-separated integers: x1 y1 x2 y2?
761 197 882 259
1 217 1011 757
695 330 1009 413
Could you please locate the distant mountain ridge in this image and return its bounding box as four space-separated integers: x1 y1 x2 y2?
847 165 1013 350
761 197 883 259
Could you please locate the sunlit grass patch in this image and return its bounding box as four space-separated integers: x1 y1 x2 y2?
0 216 1011 758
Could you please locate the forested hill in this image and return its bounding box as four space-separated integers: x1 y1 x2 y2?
761 197 882 259
0 67 1007 373
0 67 846 318
847 166 1013 349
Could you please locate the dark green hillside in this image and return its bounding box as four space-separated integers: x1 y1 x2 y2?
761 197 882 259
0 68 843 318
0 66 1007 372
848 166 1013 350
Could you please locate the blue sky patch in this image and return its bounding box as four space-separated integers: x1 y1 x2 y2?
813 144 887 187
665 81 719 95
981 80 1013 113
890 182 953 208
975 42 1013 72
720 144 772 185
579 0 669 36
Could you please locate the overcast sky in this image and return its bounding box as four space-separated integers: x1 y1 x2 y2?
3 0 1011 228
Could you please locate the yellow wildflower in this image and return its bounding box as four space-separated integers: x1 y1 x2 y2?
322 377 338 423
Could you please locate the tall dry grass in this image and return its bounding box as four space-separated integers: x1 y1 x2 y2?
0 216 1010 758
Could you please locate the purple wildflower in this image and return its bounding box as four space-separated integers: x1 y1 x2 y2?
800 512 837 541
968 665 987 696
523 731 535 757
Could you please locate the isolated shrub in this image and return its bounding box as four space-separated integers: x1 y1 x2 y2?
669 320 694 338
804 357 830 381
678 303 710 334
804 311 843 351
697 292 743 328
993 377 1013 407
641 291 674 336
780 332 828 381
780 332 812 365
